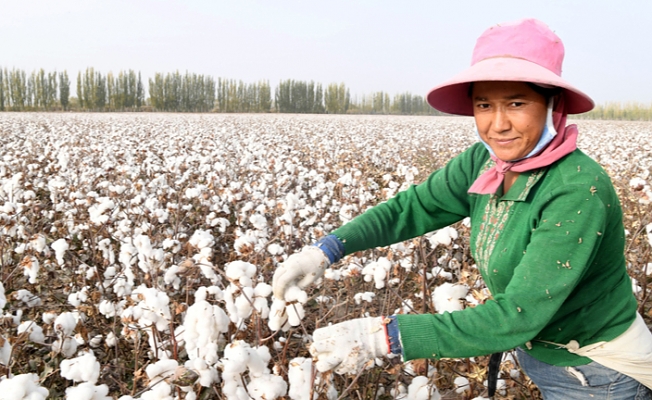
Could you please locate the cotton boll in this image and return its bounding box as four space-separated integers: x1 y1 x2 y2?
68 287 89 307
52 336 78 358
427 227 458 248
128 285 172 332
99 300 124 318
66 382 112 400
407 376 440 400
432 283 469 314
249 213 268 230
140 381 174 400
20 255 40 284
182 299 229 365
267 243 284 256
454 376 470 394
361 257 392 289
284 286 307 303
185 358 219 387
163 265 181 289
161 238 181 253
254 282 272 299
288 357 312 400
323 268 341 281
0 373 49 399
60 352 100 384
54 312 78 336
145 359 178 381
0 281 5 309
0 335 11 365
267 299 289 332
225 260 257 282
286 302 305 327
89 335 103 348
105 331 117 347
17 321 45 343
189 229 215 249
354 292 375 305
42 311 57 324
29 235 48 255
247 373 288 400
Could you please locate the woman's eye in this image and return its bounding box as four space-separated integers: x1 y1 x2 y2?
510 101 525 107
475 103 489 109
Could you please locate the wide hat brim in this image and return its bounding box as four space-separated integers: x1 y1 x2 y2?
426 57 594 116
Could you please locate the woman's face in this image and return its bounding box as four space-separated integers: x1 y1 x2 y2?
472 81 548 162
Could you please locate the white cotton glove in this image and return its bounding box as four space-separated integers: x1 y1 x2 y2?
272 247 330 301
309 317 389 375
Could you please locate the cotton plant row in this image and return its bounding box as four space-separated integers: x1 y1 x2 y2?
0 113 649 399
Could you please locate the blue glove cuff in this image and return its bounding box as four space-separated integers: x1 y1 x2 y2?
312 234 345 264
386 315 403 355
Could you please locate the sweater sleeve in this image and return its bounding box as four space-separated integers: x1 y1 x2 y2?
331 143 488 254
396 179 633 362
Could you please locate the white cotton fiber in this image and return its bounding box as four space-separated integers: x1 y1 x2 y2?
427 227 458 248
21 255 40 284
145 359 178 381
432 283 469 314
0 373 49 399
0 281 6 310
361 257 392 289
54 312 78 336
286 302 305 327
0 336 11 365
407 376 440 400
64 382 111 400
247 373 288 400
288 357 312 400
60 352 101 384
268 299 289 332
52 336 78 358
17 321 45 343
284 286 307 303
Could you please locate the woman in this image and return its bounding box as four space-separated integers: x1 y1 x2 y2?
272 19 652 399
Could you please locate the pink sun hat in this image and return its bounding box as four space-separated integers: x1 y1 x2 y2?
426 18 594 116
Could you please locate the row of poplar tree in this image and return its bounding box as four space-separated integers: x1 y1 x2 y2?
0 67 441 115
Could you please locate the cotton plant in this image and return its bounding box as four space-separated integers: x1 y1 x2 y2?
288 357 337 400
221 341 287 400
119 285 172 358
179 286 229 386
60 351 112 399
268 286 307 331
223 260 272 327
361 257 393 289
188 229 220 283
52 311 80 357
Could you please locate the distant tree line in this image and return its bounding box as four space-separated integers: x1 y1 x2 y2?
0 66 441 115
5 66 650 119
574 101 652 121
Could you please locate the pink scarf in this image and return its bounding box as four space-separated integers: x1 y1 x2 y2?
467 97 577 195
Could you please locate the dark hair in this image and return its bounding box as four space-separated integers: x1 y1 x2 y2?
467 82 562 101
525 83 562 100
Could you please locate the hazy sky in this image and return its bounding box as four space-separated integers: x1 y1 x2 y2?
2 0 651 104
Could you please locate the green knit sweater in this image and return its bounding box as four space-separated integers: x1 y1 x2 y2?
332 142 638 366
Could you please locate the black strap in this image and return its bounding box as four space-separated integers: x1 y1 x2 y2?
487 352 503 398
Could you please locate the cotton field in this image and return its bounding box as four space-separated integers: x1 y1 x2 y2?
0 112 650 399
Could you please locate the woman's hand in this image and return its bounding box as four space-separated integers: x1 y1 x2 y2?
272 247 330 301
309 317 389 375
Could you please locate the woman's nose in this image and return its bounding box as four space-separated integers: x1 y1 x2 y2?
492 109 511 132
